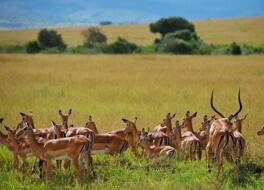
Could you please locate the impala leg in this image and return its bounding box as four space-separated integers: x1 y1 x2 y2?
206 144 212 173
12 153 19 170
46 160 52 181
20 156 28 172
56 160 62 171
72 157 81 179
64 159 71 170
216 150 224 179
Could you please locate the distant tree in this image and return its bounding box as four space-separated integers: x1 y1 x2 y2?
82 27 107 47
231 42 242 55
109 37 138 54
150 17 195 37
26 41 41 53
164 29 197 41
100 21 112 25
37 29 66 51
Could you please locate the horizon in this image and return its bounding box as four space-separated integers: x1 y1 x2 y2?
0 0 263 29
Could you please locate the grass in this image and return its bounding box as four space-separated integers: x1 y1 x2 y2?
0 17 263 46
0 54 264 189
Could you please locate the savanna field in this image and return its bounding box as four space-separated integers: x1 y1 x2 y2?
0 17 264 189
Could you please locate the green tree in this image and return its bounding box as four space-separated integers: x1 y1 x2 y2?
160 38 193 54
150 17 195 37
231 42 242 55
109 37 138 54
26 41 41 53
82 27 107 47
38 29 66 51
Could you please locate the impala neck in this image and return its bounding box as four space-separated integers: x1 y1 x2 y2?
174 127 182 140
24 130 43 155
164 120 172 133
62 122 68 132
185 119 195 133
0 132 8 145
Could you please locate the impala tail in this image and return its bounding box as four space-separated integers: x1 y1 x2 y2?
167 149 176 159
119 140 129 154
80 132 95 158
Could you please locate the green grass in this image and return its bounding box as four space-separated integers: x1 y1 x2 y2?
0 54 264 189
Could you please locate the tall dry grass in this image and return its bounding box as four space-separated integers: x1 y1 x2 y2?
0 54 263 158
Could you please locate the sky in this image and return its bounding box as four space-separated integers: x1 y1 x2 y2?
0 0 263 28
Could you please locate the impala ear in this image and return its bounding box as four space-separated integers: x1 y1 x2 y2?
192 112 197 118
0 118 3 124
51 121 57 127
122 118 128 123
242 114 248 120
20 112 26 117
58 110 62 116
68 109 72 116
4 126 12 132
134 117 138 124
166 113 171 117
88 115 92 121
171 113 176 119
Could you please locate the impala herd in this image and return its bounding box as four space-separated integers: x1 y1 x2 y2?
0 90 263 181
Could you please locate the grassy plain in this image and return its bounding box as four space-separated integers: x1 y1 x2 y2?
0 16 263 46
0 54 264 189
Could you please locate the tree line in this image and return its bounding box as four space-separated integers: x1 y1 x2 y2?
1 17 263 55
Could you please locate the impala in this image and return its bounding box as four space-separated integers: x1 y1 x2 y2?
16 122 94 180
107 117 139 153
58 109 72 132
139 129 176 159
171 120 200 160
232 114 247 163
206 90 242 178
257 127 264 136
181 111 202 160
0 118 32 171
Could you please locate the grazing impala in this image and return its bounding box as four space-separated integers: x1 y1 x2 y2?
257 127 264 136
206 90 242 178
139 129 176 159
232 114 247 163
16 122 94 180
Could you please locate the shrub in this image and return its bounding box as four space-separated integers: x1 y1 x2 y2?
160 38 193 54
109 37 138 54
150 17 195 37
230 42 242 55
38 29 66 51
26 41 41 53
82 27 107 47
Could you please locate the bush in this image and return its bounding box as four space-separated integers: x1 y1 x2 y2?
160 38 193 54
150 17 195 37
109 37 138 54
230 42 242 55
26 41 41 53
38 29 66 51
82 27 107 47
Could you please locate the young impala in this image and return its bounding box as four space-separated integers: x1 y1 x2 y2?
139 129 176 159
85 115 99 134
16 122 94 180
206 90 242 178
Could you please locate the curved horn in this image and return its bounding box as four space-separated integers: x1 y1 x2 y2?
231 89 242 118
210 90 225 118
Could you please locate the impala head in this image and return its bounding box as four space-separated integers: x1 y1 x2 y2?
4 125 16 140
162 112 176 127
257 127 264 136
15 122 33 140
139 128 152 147
51 120 65 138
20 112 35 129
122 117 139 143
182 111 197 129
58 109 72 129
210 89 243 122
234 114 248 123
